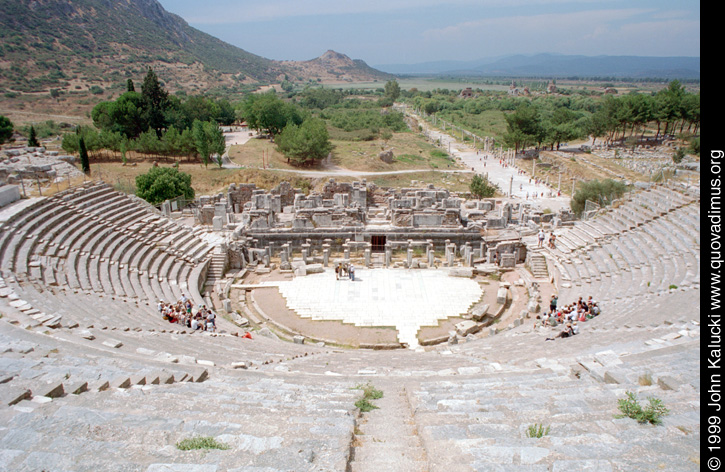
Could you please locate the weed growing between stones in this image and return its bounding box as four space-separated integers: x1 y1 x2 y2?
526 424 551 438
615 391 669 425
354 382 384 412
638 373 653 386
176 436 230 451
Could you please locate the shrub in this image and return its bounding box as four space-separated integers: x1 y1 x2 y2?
615 391 669 425
672 147 686 164
176 436 230 451
571 179 627 216
526 424 550 438
135 167 194 205
470 174 499 199
354 382 383 412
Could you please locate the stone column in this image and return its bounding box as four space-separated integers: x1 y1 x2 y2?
385 245 392 268
343 244 350 261
322 244 331 267
465 242 473 267
446 243 456 267
407 246 413 268
301 243 310 264
364 247 371 267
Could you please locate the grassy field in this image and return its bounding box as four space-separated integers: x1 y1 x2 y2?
367 171 473 193
227 129 464 173
330 131 461 171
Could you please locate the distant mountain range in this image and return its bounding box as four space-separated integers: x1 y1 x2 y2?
0 0 391 97
375 54 700 79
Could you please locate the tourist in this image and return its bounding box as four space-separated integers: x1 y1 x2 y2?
335 263 340 280
537 229 545 247
546 322 575 341
549 295 558 313
350 264 355 281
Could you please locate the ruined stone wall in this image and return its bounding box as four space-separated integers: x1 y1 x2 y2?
271 181 297 207
227 183 257 212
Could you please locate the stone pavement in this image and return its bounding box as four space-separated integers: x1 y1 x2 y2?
262 268 483 349
409 108 571 212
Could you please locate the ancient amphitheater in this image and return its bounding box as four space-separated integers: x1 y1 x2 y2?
0 178 700 471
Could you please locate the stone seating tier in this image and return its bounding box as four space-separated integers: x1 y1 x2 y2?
0 183 212 307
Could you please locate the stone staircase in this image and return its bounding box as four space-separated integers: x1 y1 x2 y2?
204 250 227 286
350 383 427 472
526 249 549 279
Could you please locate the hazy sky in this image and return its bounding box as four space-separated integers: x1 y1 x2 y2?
157 0 700 65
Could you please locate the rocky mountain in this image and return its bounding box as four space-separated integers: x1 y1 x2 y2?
282 50 395 84
0 0 391 101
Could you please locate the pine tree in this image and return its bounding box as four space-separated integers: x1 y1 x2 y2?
127 79 135 92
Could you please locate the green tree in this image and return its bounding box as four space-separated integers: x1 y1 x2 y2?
276 118 332 166
27 125 40 147
241 92 303 138
192 120 210 168
135 167 194 205
92 91 147 138
504 102 543 153
0 115 13 144
469 174 499 198
126 79 135 92
192 120 226 168
384 79 401 102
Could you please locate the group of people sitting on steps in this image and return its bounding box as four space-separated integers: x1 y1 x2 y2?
537 294 602 341
157 294 217 332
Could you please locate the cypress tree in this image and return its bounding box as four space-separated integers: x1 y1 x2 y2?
79 137 90 174
127 79 135 92
141 68 169 138
27 125 39 147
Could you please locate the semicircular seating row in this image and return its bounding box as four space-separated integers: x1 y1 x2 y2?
0 182 213 326
544 185 700 314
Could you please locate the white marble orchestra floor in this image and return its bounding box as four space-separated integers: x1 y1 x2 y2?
260 268 483 348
